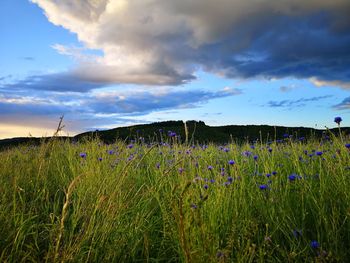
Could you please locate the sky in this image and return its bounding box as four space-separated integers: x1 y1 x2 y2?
1 0 350 139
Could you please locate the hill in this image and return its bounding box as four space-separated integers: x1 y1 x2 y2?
1 120 349 150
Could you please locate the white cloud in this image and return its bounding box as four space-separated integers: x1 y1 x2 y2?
31 0 350 88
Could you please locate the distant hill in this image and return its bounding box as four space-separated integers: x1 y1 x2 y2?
75 120 350 144
1 120 349 150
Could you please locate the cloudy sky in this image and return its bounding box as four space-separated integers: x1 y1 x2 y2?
1 0 350 138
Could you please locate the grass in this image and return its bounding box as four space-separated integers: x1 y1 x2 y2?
0 129 349 262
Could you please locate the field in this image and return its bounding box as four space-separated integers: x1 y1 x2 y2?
0 129 349 262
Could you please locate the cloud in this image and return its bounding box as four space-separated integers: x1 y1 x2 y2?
20 57 35 61
88 87 242 114
28 0 350 90
267 95 332 108
0 86 241 135
333 97 350 110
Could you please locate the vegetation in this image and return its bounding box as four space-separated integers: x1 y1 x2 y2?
0 122 350 262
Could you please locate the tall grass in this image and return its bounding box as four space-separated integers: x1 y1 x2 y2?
0 131 349 262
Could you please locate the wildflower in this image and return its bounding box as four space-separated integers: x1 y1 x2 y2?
266 173 271 178
228 160 235 165
204 184 209 190
190 203 198 209
178 168 184 174
210 179 215 183
207 165 213 170
79 152 87 158
283 133 289 138
288 174 297 181
254 155 258 161
108 150 114 155
98 157 102 161
268 148 272 153
127 144 134 149
310 240 320 249
259 184 268 190
228 177 233 182
334 116 342 125
156 163 160 169
345 143 350 149
272 171 277 175
316 151 323 156
223 147 230 152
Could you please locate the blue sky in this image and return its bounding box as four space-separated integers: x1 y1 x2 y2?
0 0 350 139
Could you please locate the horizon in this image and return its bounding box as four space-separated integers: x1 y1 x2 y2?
1 0 350 139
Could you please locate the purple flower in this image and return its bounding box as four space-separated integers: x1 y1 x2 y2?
207 165 213 170
268 148 272 153
79 152 87 158
272 171 277 175
190 203 198 209
345 143 350 149
127 144 134 149
266 173 271 178
228 160 235 165
334 116 342 125
310 240 320 249
254 155 258 161
210 179 215 183
204 184 209 190
288 174 297 181
228 177 233 182
259 184 268 190
316 151 323 156
98 157 103 161
156 163 160 169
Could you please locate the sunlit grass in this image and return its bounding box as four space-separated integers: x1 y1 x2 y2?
0 130 349 262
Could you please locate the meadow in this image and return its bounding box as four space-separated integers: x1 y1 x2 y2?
0 126 349 262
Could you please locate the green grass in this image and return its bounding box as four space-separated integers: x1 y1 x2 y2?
0 133 349 262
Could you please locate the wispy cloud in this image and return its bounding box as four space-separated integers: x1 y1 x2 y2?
0 86 241 132
333 97 350 110
267 95 332 108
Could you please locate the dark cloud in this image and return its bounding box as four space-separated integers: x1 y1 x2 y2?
87 88 242 115
267 95 332 108
1 72 107 92
333 97 350 110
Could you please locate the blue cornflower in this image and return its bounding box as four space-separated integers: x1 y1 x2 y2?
228 160 235 165
259 184 268 190
80 152 87 158
288 174 297 181
268 148 272 153
156 163 160 169
345 143 350 149
127 144 134 149
283 133 289 138
254 155 258 161
190 203 197 209
334 116 342 125
272 171 277 175
316 151 323 156
228 177 233 182
108 150 114 155
178 168 184 174
210 179 215 183
203 184 209 190
266 173 271 178
98 157 103 161
310 240 320 249
207 165 213 170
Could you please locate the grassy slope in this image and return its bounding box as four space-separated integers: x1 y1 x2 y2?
0 131 350 262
